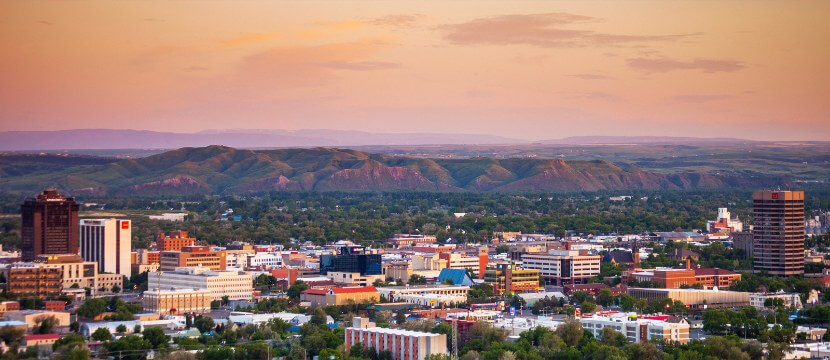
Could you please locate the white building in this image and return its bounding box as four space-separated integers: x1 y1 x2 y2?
345 317 447 360
706 208 744 233
376 285 470 302
225 252 249 269
749 292 803 310
580 313 690 344
247 253 283 268
521 250 601 286
80 219 132 277
147 267 253 301
147 213 188 222
397 293 466 307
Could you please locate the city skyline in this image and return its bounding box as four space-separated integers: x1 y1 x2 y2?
2 1 829 141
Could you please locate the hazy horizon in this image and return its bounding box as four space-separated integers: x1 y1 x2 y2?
2 1 829 141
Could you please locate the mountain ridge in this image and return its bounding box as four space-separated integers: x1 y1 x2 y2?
0 146 793 195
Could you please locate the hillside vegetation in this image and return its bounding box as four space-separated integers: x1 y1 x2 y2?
0 146 793 195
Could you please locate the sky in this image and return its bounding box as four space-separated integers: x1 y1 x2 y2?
1 1 829 141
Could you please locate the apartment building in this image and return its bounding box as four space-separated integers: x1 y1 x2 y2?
159 246 226 271
580 313 689 344
2 263 62 298
147 266 253 301
345 317 448 360
521 250 601 286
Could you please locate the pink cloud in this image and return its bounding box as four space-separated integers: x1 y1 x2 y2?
627 57 746 73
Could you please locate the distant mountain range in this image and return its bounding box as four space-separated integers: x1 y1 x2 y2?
0 129 521 150
0 129 771 151
541 136 759 145
0 146 791 195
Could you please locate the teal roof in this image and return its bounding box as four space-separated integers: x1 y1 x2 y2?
438 268 474 286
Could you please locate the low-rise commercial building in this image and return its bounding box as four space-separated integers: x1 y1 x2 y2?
388 234 437 248
749 292 803 310
148 267 253 301
4 310 71 329
23 334 60 348
327 271 385 286
96 273 123 293
377 285 470 302
627 288 749 309
142 288 212 315
345 317 447 360
580 313 690 344
301 286 379 307
630 262 740 289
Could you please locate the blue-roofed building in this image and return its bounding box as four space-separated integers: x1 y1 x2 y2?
437 268 474 286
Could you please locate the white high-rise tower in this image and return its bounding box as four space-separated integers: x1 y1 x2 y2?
80 218 132 278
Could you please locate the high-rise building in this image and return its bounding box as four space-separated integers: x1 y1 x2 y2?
752 190 805 276
80 218 132 277
20 190 79 261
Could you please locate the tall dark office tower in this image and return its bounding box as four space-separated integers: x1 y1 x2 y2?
752 190 805 276
20 189 80 261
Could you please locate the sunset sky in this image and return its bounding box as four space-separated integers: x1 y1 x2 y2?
2 1 829 141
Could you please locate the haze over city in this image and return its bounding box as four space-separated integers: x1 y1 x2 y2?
2 1 829 141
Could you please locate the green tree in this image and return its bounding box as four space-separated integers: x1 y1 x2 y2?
194 315 215 333
287 280 309 300
555 320 583 348
143 326 169 349
91 327 113 341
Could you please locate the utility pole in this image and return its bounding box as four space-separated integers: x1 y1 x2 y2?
452 318 458 360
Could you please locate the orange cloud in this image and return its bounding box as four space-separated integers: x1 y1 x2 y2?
442 13 695 48
369 14 426 27
221 32 281 47
238 39 397 87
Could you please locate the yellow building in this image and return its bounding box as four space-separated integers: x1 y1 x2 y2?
484 263 541 294
301 286 379 307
